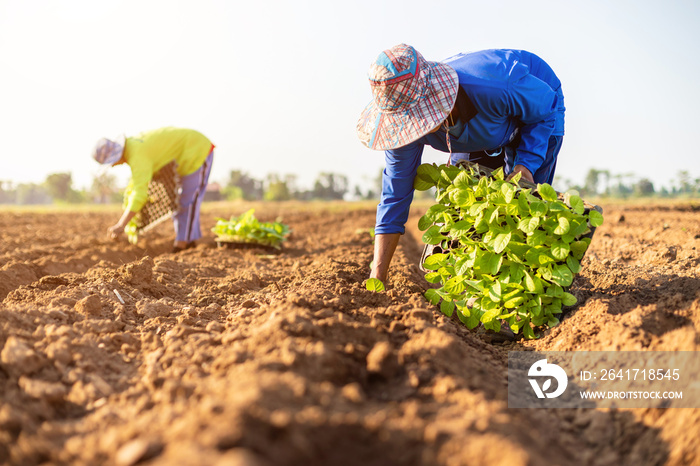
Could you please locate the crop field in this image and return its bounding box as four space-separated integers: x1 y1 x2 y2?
1 200 699 465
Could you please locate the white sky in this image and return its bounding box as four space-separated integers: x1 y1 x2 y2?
1 0 698 193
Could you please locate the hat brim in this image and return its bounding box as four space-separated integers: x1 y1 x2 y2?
357 62 459 151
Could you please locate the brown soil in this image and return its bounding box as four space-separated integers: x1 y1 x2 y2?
1 202 699 466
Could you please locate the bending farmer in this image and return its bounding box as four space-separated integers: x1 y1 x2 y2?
92 127 214 252
357 44 565 282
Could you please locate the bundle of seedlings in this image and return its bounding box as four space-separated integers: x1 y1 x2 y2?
212 209 290 249
415 161 603 339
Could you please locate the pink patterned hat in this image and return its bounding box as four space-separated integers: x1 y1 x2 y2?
357 44 459 151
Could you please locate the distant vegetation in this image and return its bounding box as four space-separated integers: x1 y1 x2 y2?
0 170 381 205
0 168 697 205
554 169 700 199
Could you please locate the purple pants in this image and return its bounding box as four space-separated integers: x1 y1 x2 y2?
173 151 213 242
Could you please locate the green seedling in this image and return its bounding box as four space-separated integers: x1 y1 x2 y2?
212 209 290 249
416 163 603 339
366 278 385 292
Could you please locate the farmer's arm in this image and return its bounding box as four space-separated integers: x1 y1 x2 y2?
371 142 424 281
507 70 559 181
108 160 151 238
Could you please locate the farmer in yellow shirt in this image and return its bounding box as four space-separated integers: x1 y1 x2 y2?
92 127 214 252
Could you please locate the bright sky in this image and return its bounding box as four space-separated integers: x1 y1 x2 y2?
1 0 698 194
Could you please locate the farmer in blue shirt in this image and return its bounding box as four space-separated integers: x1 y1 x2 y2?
357 44 565 282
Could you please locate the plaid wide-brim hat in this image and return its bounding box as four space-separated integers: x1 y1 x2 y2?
357 44 459 151
92 134 126 165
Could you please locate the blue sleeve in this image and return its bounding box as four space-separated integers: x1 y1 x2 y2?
507 71 559 175
375 141 424 235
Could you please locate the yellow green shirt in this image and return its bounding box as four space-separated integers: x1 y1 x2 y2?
123 127 213 212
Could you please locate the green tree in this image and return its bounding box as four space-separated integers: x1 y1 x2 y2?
227 170 263 200
44 172 82 202
582 169 601 197
676 170 693 195
312 172 348 200
634 178 655 197
264 173 292 201
16 183 51 205
91 172 119 203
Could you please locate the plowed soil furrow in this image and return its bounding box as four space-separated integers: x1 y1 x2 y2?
0 203 698 466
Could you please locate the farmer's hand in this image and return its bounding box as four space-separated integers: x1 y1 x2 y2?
108 210 137 240
507 165 534 184
108 223 124 240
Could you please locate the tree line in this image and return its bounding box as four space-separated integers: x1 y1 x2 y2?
0 170 382 205
554 169 700 199
1 168 697 205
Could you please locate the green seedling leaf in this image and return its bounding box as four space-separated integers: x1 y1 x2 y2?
490 231 511 254
509 170 523 184
425 203 449 220
453 170 474 190
414 163 439 190
445 276 467 295
518 216 540 234
526 230 547 247
455 306 469 325
545 285 564 298
418 215 433 231
470 201 487 216
501 182 516 203
480 252 503 275
451 187 476 207
566 194 585 215
450 220 472 238
589 209 604 227
424 288 441 305
568 217 590 239
481 308 501 324
530 201 548 217
124 223 139 245
523 324 536 340
553 216 570 235
488 280 502 302
488 206 500 225
423 253 449 270
551 264 574 287
566 255 581 274
562 292 577 306
366 278 385 292
551 240 570 261
537 183 558 202
509 263 525 283
505 295 526 308
440 165 462 184
466 309 481 329
570 240 589 260
440 300 455 317
548 200 569 212
422 225 444 245
464 279 486 292
492 166 505 180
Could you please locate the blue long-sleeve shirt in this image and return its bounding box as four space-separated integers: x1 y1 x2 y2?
375 49 565 235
